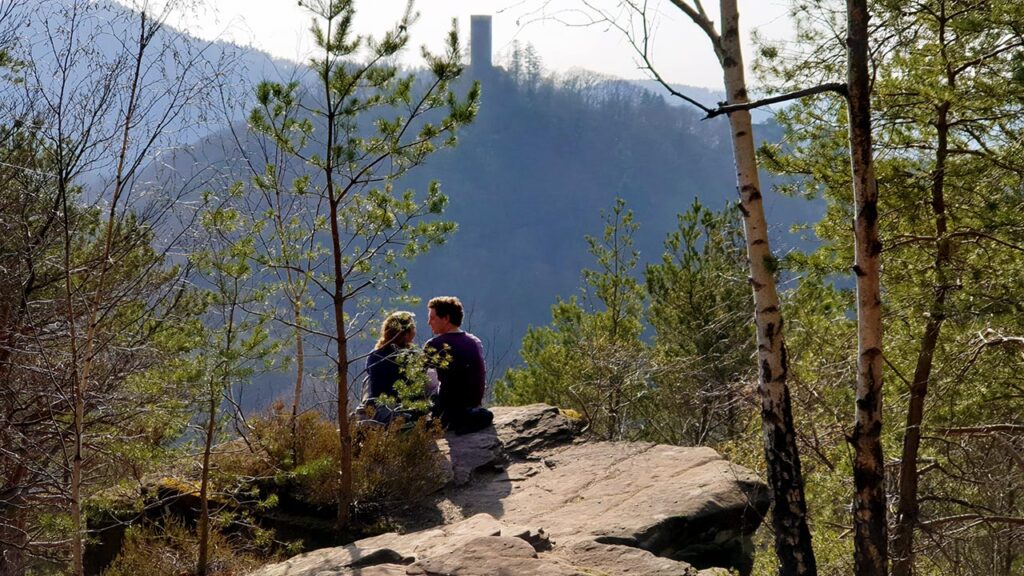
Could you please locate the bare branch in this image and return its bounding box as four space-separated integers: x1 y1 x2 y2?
938 424 1024 435
704 83 849 119
920 514 1024 529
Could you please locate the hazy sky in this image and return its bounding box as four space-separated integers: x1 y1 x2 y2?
157 0 793 89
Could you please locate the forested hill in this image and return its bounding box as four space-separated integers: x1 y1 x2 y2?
393 68 820 371
22 0 819 383
180 58 821 390
173 49 819 391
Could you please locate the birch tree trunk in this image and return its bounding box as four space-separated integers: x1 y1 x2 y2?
845 1 888 574
596 1 820 569
717 2 818 573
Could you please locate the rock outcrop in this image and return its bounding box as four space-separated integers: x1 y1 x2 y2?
253 513 712 576
491 403 578 457
250 404 768 576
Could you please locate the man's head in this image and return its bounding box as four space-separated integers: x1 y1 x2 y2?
427 296 463 334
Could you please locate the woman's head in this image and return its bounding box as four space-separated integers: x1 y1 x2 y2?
376 311 417 349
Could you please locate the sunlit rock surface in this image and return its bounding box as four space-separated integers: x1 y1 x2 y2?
250 404 769 576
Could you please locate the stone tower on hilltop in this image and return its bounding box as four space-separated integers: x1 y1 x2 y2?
469 15 493 78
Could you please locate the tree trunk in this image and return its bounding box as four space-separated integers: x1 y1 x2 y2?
846 1 888 574
318 11 353 530
197 384 217 576
290 302 305 465
69 13 150 575
1 466 28 576
331 288 352 529
718 2 817 573
324 85 352 531
60 166 84 576
891 101 951 576
71 389 84 576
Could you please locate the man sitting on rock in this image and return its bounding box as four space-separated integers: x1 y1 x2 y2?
424 296 494 435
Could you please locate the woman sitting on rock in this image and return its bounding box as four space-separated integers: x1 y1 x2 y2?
359 311 431 424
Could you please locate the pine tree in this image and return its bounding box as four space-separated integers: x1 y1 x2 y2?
644 199 752 446
248 0 478 528
497 199 650 440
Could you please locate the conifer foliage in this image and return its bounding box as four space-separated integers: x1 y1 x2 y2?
497 198 753 446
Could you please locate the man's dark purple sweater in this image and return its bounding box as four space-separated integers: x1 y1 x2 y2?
424 331 486 416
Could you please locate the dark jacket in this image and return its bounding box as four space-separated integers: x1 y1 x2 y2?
365 344 409 402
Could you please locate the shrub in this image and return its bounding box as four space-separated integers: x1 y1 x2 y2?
102 517 269 576
291 456 341 506
352 417 447 508
238 404 446 510
248 401 340 471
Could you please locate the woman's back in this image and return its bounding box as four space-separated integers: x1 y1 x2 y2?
365 344 405 402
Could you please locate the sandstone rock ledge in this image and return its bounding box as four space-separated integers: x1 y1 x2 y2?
250 404 769 576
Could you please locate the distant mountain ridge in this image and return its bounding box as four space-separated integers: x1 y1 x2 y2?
16 0 303 144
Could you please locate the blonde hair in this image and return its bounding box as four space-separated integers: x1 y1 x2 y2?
375 311 416 350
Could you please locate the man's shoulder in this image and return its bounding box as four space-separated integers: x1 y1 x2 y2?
450 331 482 344
423 335 446 349
453 332 484 358
425 331 481 349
